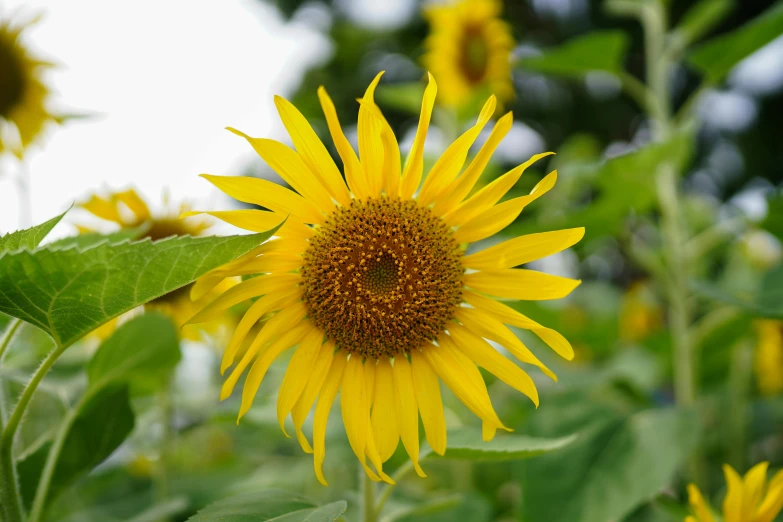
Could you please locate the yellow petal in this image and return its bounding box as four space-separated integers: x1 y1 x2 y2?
220 303 307 397
372 357 400 462
238 321 312 420
756 478 783 522
418 95 496 207
317 86 370 199
410 349 447 456
463 290 575 360
189 273 300 325
226 129 334 212
455 307 556 381
433 111 513 216
200 174 324 224
233 252 302 275
400 73 437 199
180 210 313 240
448 324 539 407
81 195 122 223
452 190 545 244
723 464 744 522
444 153 554 227
276 328 324 436
114 189 151 222
314 351 348 486
380 120 401 198
274 95 351 206
358 71 386 198
341 355 381 481
392 355 426 478
743 461 769 516
423 338 508 438
462 228 585 270
292 341 335 453
686 484 716 522
220 287 302 373
464 269 581 301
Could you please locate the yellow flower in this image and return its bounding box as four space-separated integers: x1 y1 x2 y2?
0 14 59 158
79 189 233 341
686 463 783 522
755 320 783 396
619 281 662 343
422 0 514 109
188 72 582 485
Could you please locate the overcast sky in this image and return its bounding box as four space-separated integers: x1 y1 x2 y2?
0 0 330 235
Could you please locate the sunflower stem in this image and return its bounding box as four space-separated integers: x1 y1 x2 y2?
374 459 416 518
361 466 378 522
727 339 753 472
0 340 68 522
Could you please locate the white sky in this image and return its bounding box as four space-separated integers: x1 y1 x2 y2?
0 0 330 235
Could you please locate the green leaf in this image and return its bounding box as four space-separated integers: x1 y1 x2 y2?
674 0 733 47
186 490 347 522
519 408 699 522
761 190 783 242
521 31 629 76
0 230 276 345
0 209 68 253
47 226 147 251
86 313 181 392
17 384 135 509
691 264 783 319
688 3 783 82
421 429 577 461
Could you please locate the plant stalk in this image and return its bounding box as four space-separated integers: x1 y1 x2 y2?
361 467 378 522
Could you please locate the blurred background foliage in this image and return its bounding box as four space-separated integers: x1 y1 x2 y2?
1 0 783 521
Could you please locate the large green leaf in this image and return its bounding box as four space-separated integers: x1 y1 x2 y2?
186 490 347 522
421 429 577 461
688 3 783 82
0 231 275 345
86 313 180 392
0 209 68 253
47 226 147 251
518 408 699 522
521 31 629 76
17 384 135 510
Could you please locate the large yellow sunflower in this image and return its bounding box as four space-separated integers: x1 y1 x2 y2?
686 462 783 522
187 72 583 485
79 188 234 341
0 14 59 158
422 0 514 109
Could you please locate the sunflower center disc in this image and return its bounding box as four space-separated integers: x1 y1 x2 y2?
0 35 26 118
302 198 464 359
460 26 490 84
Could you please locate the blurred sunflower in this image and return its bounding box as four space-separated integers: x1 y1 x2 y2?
79 189 235 341
187 72 582 486
422 0 514 109
0 14 59 158
619 281 662 343
754 320 783 396
686 462 783 522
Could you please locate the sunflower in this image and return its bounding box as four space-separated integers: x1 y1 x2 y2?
686 462 783 522
0 14 59 158
754 320 783 396
79 188 233 341
619 281 662 343
187 72 583 485
422 0 514 109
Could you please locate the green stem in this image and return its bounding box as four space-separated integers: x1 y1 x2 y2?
361 467 378 522
728 339 753 471
0 319 22 364
375 460 415 518
154 382 174 521
0 342 68 522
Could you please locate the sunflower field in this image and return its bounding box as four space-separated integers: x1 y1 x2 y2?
1 0 782 521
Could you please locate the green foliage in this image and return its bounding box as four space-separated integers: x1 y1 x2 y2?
18 384 135 510
0 231 274 346
521 31 629 76
692 263 783 319
0 209 68 253
421 429 577 461
518 408 699 522
48 227 147 251
674 0 734 47
186 490 347 522
688 2 783 82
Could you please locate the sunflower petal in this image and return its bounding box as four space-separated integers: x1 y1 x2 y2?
687 484 716 522
180 210 312 240
358 71 386 198
400 73 437 199
292 341 335 453
277 328 324 436
314 352 348 486
464 269 581 301
462 228 585 270
341 355 382 481
392 355 426 478
372 357 400 462
722 464 744 522
410 350 447 456
274 95 351 206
